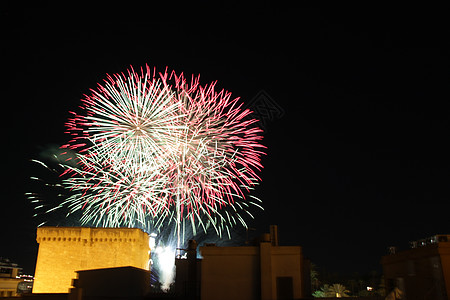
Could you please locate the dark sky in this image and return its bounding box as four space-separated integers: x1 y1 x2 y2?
2 3 449 276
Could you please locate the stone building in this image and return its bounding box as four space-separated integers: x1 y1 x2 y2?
33 227 150 293
381 234 450 300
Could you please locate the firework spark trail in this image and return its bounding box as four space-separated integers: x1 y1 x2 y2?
59 153 171 227
54 65 265 244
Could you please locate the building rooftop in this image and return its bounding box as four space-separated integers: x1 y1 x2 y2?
409 234 450 249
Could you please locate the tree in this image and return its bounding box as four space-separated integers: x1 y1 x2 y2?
312 284 330 298
313 284 350 298
310 263 320 292
326 284 350 297
312 289 326 298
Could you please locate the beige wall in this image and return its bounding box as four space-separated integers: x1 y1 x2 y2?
200 244 305 300
33 227 150 293
201 246 259 300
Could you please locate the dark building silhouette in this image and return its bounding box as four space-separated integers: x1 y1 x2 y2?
69 266 150 300
175 240 201 300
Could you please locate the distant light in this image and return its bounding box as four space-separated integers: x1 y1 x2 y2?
367 286 373 291
149 235 156 249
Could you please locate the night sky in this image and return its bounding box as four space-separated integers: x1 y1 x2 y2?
2 3 449 277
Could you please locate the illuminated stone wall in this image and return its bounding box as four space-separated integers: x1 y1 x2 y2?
32 227 150 293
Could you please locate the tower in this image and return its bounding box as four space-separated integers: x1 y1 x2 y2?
33 227 150 293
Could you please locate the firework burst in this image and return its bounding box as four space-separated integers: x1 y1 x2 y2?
49 65 265 240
